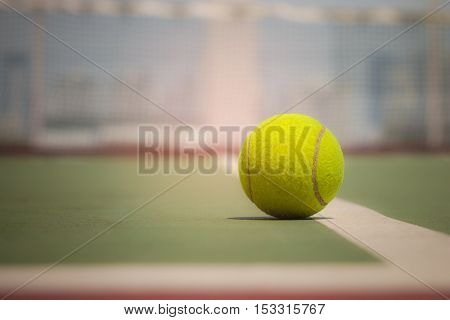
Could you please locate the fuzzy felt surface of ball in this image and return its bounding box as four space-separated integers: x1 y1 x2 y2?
238 114 344 219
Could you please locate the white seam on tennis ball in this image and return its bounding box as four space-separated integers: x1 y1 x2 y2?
312 126 327 206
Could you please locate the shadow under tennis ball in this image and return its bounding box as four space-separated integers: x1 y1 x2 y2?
227 216 333 221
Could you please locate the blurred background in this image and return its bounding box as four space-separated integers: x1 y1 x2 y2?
0 0 449 152
1 1 450 300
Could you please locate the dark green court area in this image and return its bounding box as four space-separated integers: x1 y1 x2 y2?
340 154 450 235
0 154 448 265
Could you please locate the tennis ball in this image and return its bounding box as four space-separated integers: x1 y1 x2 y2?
238 114 344 219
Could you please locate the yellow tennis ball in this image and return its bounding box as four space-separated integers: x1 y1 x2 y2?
239 114 344 219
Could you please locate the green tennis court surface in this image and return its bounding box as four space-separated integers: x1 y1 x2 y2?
340 155 450 235
0 154 448 265
0 156 375 265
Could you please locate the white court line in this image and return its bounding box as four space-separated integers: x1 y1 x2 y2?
0 263 435 295
319 198 450 291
